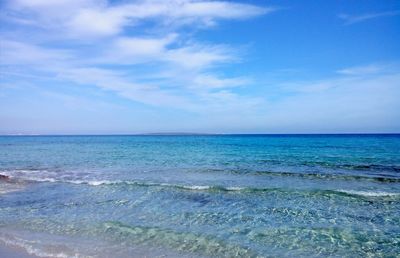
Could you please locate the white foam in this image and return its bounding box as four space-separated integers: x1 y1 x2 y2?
0 169 57 183
30 177 57 183
338 189 399 197
0 171 250 193
181 185 211 190
86 180 115 186
225 186 245 191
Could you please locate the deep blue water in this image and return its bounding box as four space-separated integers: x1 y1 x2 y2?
0 135 399 257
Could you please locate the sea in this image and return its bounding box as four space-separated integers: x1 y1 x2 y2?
0 134 399 257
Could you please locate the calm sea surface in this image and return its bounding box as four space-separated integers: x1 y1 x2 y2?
0 135 399 257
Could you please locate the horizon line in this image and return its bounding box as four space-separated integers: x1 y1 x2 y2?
0 132 399 136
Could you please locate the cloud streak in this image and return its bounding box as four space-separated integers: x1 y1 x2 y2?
6 0 272 37
339 10 400 25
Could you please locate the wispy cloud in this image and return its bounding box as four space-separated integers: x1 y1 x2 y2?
0 40 73 65
255 66 400 133
336 64 391 76
0 0 273 112
338 10 400 25
6 0 272 38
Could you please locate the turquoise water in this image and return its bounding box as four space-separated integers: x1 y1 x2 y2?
0 135 399 257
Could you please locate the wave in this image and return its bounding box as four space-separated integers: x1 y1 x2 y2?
0 170 248 192
3 174 399 199
252 170 400 183
48 180 400 199
82 180 247 192
0 174 27 194
204 167 400 183
256 159 400 173
344 164 400 172
334 189 400 197
2 169 400 200
299 162 400 172
3 165 400 189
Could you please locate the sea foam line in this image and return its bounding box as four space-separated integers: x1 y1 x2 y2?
2 172 399 198
53 180 400 198
336 189 400 197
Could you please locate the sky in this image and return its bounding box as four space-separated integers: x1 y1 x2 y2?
0 0 399 134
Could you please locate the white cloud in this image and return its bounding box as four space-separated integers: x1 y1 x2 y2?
99 34 178 64
171 1 268 18
0 40 72 65
337 64 386 75
165 44 234 70
57 67 196 109
1 0 270 107
0 0 275 129
94 35 234 71
191 74 249 89
338 10 400 25
66 7 129 37
11 0 96 9
6 0 271 38
115 34 177 56
0 37 253 111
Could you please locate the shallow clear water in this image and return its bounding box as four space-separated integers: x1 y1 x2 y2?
0 135 399 257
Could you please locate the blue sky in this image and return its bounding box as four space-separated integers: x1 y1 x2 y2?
0 0 399 134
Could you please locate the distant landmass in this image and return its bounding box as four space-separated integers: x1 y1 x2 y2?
141 132 218 136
